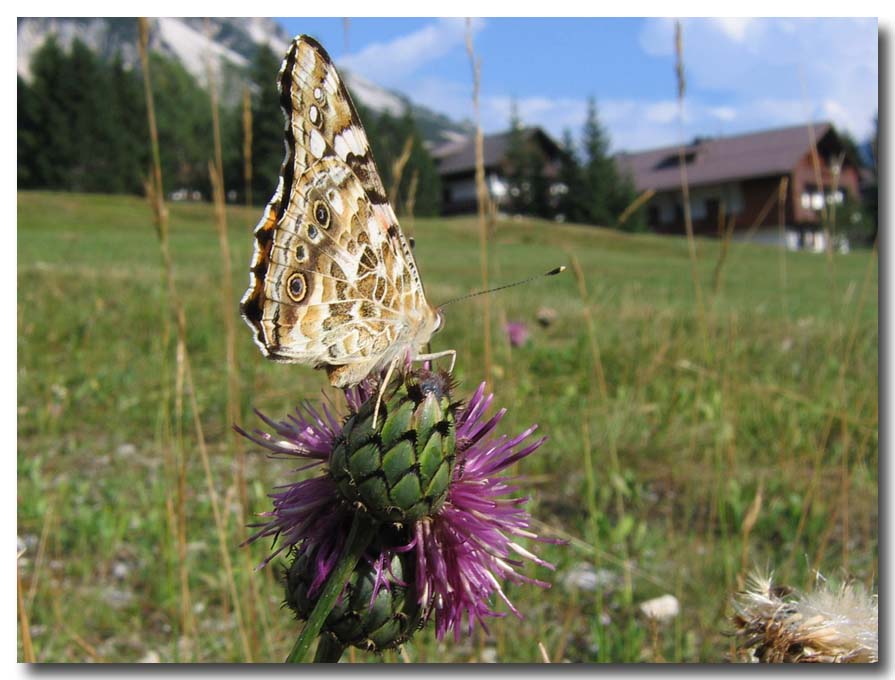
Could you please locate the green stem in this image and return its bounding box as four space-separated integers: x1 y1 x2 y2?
313 633 346 663
285 513 372 663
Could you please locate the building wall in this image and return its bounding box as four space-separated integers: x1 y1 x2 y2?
645 160 861 236
648 177 780 235
791 151 861 224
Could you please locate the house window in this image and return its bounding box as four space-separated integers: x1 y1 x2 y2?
801 183 845 211
800 184 825 211
654 151 695 170
690 198 707 220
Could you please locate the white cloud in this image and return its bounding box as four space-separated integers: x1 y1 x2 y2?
637 18 878 140
343 18 877 156
709 106 737 122
713 18 755 43
339 18 483 88
644 100 680 125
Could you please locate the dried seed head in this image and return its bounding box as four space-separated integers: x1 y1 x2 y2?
731 572 878 663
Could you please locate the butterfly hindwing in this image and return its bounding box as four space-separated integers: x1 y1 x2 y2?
240 35 440 387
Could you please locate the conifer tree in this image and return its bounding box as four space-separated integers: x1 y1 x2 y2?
581 97 641 230
249 44 287 205
581 97 615 226
504 101 531 214
556 128 585 223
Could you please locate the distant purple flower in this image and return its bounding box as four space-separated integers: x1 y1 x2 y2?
236 377 556 640
505 321 530 347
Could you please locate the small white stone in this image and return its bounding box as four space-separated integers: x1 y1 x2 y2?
139 651 161 663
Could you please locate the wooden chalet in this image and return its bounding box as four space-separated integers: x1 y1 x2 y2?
432 127 565 215
615 122 861 246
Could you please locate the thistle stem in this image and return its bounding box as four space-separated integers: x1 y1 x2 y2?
285 513 372 663
313 633 346 663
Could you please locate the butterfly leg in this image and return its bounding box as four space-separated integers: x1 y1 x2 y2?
372 355 401 430
415 349 456 374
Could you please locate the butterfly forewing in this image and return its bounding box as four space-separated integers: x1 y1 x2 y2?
241 35 439 388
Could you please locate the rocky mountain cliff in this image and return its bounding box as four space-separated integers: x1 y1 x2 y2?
17 17 472 145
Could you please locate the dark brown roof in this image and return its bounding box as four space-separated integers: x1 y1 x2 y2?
433 127 562 176
615 122 834 192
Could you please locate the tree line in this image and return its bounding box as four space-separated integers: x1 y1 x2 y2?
503 99 645 231
17 38 442 216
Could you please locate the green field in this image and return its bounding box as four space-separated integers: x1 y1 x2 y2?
17 190 878 662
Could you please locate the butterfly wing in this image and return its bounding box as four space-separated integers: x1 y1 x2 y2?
240 36 438 387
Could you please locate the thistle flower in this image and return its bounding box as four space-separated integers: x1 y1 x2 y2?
731 572 878 663
504 321 530 347
236 368 557 650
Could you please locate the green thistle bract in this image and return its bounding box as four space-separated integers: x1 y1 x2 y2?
329 370 456 523
285 541 422 652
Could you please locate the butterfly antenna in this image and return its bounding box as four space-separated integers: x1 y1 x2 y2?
438 266 566 309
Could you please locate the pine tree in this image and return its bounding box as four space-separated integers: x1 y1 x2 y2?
249 44 287 205
397 109 441 216
504 101 531 214
108 56 149 195
17 76 40 188
581 97 641 230
27 37 75 189
556 128 585 223
581 97 615 226
866 114 878 242
351 100 441 217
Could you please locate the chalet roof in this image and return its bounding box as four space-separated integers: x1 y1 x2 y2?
615 122 835 192
433 126 562 176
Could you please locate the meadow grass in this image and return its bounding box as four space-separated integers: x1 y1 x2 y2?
17 190 877 662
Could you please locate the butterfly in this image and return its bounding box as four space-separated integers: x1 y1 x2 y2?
240 35 453 400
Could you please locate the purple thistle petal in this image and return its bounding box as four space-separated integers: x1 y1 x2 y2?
238 378 558 642
412 382 556 640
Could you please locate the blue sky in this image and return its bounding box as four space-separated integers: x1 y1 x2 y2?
277 17 878 152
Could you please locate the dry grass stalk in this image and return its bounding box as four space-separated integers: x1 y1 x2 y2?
388 134 414 207
673 21 708 356
570 256 633 601
732 573 877 663
737 480 763 583
711 211 736 295
782 243 878 582
26 501 54 608
724 177 788 274
17 551 35 662
403 168 419 229
205 20 246 511
242 84 253 207
138 17 252 661
617 188 654 227
538 641 551 663
48 581 104 661
465 18 492 385
137 18 194 650
777 177 789 317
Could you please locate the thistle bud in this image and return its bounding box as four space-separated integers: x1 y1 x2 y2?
330 370 456 523
284 541 422 652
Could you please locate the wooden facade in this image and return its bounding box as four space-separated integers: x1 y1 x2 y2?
617 123 861 242
432 127 564 215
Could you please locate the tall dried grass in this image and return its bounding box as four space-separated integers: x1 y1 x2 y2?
138 17 252 661
465 18 492 385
